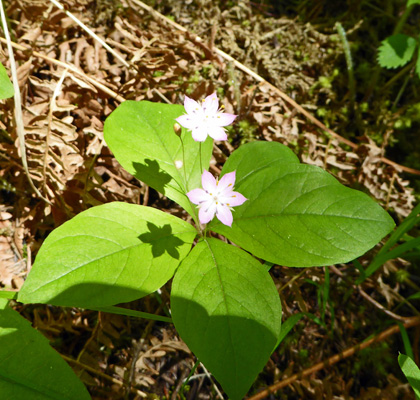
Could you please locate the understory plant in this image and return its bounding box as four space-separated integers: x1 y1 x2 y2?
377 0 420 107
1 88 396 399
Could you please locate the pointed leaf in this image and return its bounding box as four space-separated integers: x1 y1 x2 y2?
378 34 417 69
0 298 91 399
18 203 196 307
171 238 281 400
104 101 213 215
0 62 13 100
211 146 395 266
399 353 420 397
221 140 299 186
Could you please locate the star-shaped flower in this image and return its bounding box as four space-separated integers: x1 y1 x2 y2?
187 170 247 227
175 93 237 142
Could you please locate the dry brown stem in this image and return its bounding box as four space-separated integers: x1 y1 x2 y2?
247 316 420 399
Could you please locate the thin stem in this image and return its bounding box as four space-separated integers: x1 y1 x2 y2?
179 136 188 191
199 142 203 173
392 70 411 111
177 134 202 234
393 4 415 35
335 22 355 114
180 359 200 394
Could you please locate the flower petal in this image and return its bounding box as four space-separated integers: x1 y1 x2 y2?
214 112 237 127
218 171 236 193
228 191 247 206
201 170 217 193
187 188 207 205
191 126 209 142
216 204 233 227
202 92 219 114
199 201 217 224
208 126 228 141
176 114 196 130
184 96 201 115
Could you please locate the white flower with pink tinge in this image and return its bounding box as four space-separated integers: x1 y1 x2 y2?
176 93 237 142
187 170 247 227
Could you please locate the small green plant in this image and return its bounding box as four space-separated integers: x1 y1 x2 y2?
1 92 395 399
377 0 420 102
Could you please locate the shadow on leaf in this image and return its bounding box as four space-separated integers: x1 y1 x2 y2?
132 159 173 195
138 222 184 259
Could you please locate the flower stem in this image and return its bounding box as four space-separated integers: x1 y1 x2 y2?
199 142 203 173
179 135 188 192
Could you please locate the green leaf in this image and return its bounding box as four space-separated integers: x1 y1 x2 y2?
275 312 305 348
416 49 420 79
171 238 281 400
407 0 420 6
0 290 17 300
399 354 420 398
18 202 196 307
211 142 395 267
0 62 13 100
0 298 91 399
362 236 420 280
378 34 417 69
103 101 213 216
221 141 299 186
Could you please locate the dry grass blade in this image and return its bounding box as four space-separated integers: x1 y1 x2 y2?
0 0 51 205
49 0 130 68
0 38 126 103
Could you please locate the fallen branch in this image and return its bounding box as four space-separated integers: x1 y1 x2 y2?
247 316 420 399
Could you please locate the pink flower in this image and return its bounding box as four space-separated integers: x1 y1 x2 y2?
175 93 237 142
187 170 247 227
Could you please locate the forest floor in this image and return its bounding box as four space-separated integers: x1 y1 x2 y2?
1 0 420 399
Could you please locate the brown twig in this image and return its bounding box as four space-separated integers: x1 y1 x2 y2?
247 316 420 400
0 37 126 103
357 287 410 323
130 0 420 176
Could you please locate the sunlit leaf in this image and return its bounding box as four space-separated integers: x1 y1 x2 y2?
19 202 196 307
399 353 420 398
103 101 213 216
378 34 417 69
171 238 281 400
0 62 13 100
211 141 395 267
